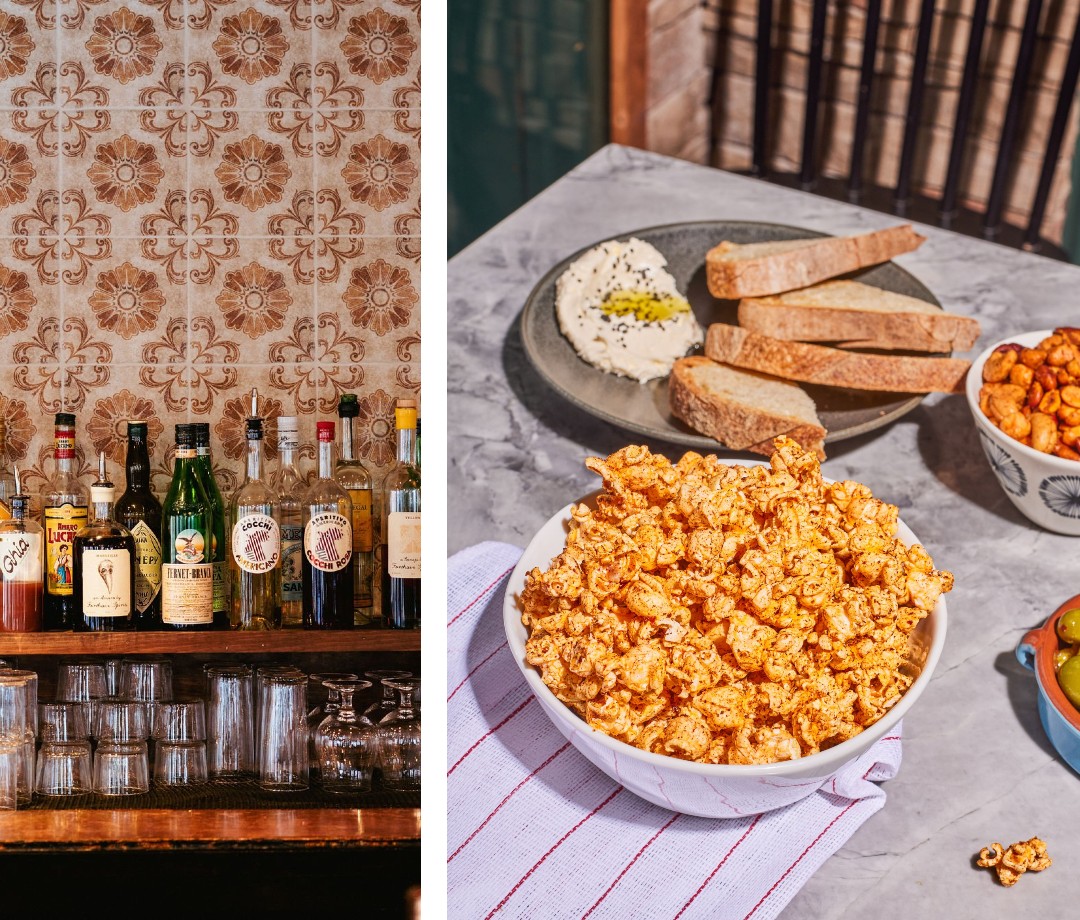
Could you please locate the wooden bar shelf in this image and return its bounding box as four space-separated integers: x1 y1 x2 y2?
0 629 421 656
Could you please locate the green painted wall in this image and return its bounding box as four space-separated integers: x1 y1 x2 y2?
448 0 609 257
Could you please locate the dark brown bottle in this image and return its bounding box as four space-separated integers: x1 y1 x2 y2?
115 421 163 630
74 453 135 632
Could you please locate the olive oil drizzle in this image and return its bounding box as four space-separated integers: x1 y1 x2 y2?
599 290 692 323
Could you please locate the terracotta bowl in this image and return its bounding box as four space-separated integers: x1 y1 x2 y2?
1016 593 1080 774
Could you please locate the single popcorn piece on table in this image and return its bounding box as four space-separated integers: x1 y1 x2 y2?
976 837 1051 887
520 436 955 766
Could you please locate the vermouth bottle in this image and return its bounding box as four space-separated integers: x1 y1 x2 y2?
0 464 43 632
274 416 304 628
336 394 375 626
74 452 135 632
301 421 354 629
115 420 163 630
229 389 281 630
192 422 229 627
43 412 89 631
380 399 420 629
159 424 216 631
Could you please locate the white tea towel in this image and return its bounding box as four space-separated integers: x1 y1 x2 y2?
447 541 904 920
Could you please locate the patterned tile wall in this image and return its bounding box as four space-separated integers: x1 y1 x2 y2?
0 0 421 502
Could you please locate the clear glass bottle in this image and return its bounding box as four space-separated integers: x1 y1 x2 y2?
192 422 229 627
43 411 90 631
314 679 378 793
229 389 281 630
0 463 43 632
379 399 420 629
74 452 136 632
273 416 304 628
159 424 216 631
0 417 16 521
115 420 163 630
301 421 354 629
335 394 375 626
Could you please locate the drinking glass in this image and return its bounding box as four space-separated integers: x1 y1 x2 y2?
376 678 420 791
206 664 255 778
153 741 208 786
56 660 108 738
314 679 376 793
0 667 38 736
362 669 412 722
0 672 35 804
119 657 174 727
305 671 360 776
256 670 308 791
36 701 93 796
93 740 150 795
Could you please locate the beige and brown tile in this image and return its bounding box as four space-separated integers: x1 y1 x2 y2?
315 108 418 238
61 0 183 108
0 9 49 111
69 249 188 363
63 108 186 237
0 117 58 238
0 259 59 363
187 0 313 108
313 3 418 110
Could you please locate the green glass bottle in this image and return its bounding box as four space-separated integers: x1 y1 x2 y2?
115 420 163 630
192 422 229 628
159 424 217 631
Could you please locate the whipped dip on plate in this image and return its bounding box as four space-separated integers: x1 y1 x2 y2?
555 237 704 383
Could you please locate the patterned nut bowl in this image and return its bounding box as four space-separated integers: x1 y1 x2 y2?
503 494 948 819
1016 593 1080 774
967 329 1080 535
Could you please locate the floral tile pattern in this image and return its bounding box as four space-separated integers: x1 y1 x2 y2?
0 0 421 507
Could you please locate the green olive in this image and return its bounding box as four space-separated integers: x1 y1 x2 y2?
1055 647 1075 672
1057 654 1080 710
1057 608 1080 644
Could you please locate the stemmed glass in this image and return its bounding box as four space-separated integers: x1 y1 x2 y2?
376 678 420 791
314 679 378 793
304 671 359 777
362 669 412 722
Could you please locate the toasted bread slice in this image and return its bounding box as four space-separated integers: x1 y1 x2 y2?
737 280 981 353
669 355 826 459
704 324 970 393
706 225 926 299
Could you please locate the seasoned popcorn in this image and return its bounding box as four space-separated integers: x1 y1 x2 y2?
520 437 954 766
977 838 1052 887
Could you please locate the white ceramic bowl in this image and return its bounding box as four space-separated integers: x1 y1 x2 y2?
966 329 1080 535
502 490 948 818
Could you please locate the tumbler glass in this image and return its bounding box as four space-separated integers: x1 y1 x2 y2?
256 670 308 791
56 660 108 738
0 672 35 804
119 657 174 727
206 664 255 778
36 701 93 796
93 740 150 795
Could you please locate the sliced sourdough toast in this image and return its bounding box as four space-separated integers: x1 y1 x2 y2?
737 280 981 353
704 325 970 393
706 224 927 299
669 355 827 459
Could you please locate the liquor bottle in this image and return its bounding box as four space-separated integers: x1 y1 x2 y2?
192 422 229 627
74 452 135 632
229 389 282 630
0 417 16 521
335 393 375 626
0 464 43 632
42 412 89 630
274 415 304 628
301 421 354 629
380 399 420 629
115 420 163 630
159 424 216 630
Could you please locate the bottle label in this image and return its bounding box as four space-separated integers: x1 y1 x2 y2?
232 513 281 573
304 512 352 572
160 563 214 624
130 520 162 613
81 548 132 618
213 561 225 613
387 511 421 577
0 532 41 581
172 527 207 564
280 524 302 600
54 433 74 459
348 488 373 553
44 504 88 596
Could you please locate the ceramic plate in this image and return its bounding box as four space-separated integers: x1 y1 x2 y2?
520 220 946 450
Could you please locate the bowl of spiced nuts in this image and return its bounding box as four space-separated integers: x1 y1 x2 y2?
967 328 1080 535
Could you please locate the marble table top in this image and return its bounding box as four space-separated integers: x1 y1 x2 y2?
447 144 1080 917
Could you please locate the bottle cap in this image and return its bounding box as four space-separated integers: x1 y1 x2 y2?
395 399 418 430
175 423 194 448
10 463 27 518
55 412 75 427
90 484 115 504
192 423 210 447
127 420 148 436
337 394 359 419
246 416 263 440
276 416 299 451
316 421 335 442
